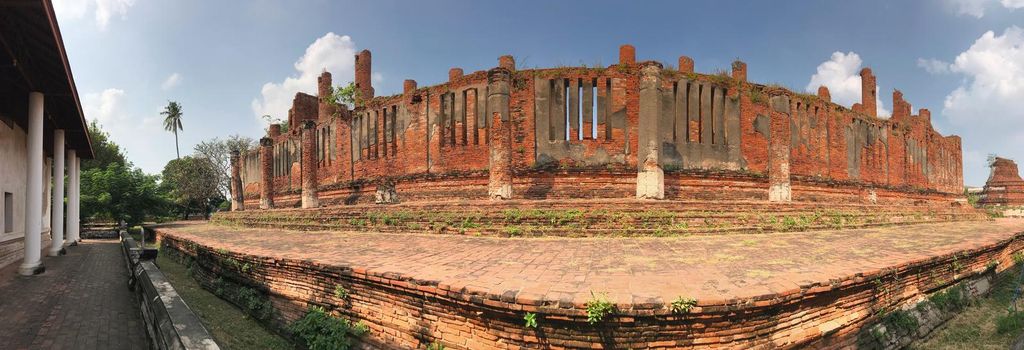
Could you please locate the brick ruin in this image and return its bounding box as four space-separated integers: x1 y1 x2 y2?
979 157 1024 206
230 45 964 210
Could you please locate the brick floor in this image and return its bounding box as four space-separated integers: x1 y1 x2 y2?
0 240 147 350
162 218 1024 307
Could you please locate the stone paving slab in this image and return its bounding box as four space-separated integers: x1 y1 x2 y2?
0 240 147 350
162 218 1024 307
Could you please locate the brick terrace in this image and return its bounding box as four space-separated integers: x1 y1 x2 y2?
0 240 147 350
161 219 1024 306
158 219 1024 348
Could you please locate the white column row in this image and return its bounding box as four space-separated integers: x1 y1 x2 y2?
18 92 82 276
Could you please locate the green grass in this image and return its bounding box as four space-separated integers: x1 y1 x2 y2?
915 270 1024 349
156 253 294 350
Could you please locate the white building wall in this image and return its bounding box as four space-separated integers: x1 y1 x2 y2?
0 121 54 270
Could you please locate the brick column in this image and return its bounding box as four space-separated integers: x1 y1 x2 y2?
355 49 374 103
636 64 664 200
487 67 513 200
300 120 319 208
768 95 792 202
230 150 244 211
860 68 877 118
259 137 274 209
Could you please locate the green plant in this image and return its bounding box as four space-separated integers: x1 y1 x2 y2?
1013 252 1024 265
289 306 368 350
881 309 919 335
524 312 538 328
670 297 697 314
334 284 349 299
426 342 446 350
585 292 616 324
504 226 523 237
929 283 969 312
997 311 1024 334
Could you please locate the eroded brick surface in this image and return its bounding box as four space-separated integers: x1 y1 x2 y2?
0 240 146 350
157 219 1024 349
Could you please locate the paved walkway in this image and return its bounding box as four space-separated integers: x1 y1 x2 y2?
0 240 147 350
163 218 1024 307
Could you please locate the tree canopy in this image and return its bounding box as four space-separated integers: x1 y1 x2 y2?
192 135 255 198
79 121 169 225
161 156 223 219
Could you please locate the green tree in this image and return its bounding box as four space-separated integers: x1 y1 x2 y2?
161 101 184 159
161 156 223 219
81 119 127 171
192 135 255 198
329 81 358 109
80 162 170 225
79 121 171 224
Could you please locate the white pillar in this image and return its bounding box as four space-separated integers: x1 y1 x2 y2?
67 151 79 244
49 130 65 256
19 92 44 276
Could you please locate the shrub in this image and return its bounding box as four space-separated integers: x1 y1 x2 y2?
670 297 697 314
586 292 616 324
289 306 368 350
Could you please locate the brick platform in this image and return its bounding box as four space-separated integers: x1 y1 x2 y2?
157 219 1024 349
0 240 147 350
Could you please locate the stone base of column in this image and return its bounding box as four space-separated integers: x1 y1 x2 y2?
768 183 792 202
260 198 273 210
375 181 399 204
636 168 665 200
301 193 319 209
488 184 512 200
47 246 66 257
18 263 45 276
866 189 878 204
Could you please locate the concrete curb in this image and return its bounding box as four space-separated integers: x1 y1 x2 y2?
121 231 220 350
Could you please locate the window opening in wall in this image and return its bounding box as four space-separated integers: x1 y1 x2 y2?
564 79 570 141
605 78 612 141
4 192 12 233
591 79 598 139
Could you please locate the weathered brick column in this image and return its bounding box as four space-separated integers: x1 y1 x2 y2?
768 95 792 202
259 137 274 209
229 150 244 211
300 120 320 208
487 66 513 200
636 64 664 199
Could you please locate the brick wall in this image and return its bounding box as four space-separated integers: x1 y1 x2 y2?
238 46 965 207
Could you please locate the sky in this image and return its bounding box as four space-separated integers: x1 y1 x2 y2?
52 0 1024 187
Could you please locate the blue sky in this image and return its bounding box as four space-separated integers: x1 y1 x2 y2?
54 0 1024 186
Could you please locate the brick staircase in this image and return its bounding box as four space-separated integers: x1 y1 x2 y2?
212 199 987 237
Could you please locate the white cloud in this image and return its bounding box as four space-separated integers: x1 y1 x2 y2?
83 88 126 126
251 32 358 122
917 58 952 74
52 0 136 30
939 26 1024 186
805 51 890 117
161 73 182 90
947 0 988 17
1001 0 1024 8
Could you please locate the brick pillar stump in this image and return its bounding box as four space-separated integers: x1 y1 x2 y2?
636 64 664 200
230 150 244 211
768 95 792 202
259 137 274 209
300 120 320 209
487 67 513 200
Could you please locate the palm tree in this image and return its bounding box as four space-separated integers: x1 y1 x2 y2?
161 101 184 159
